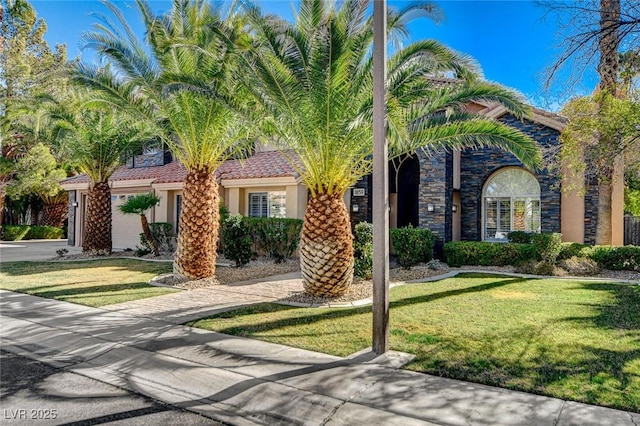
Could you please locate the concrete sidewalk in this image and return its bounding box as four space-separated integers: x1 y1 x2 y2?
1 290 637 426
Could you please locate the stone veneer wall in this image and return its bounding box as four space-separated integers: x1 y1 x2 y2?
349 175 372 226
67 190 76 246
417 149 452 253
125 150 170 168
583 179 599 245
459 115 561 241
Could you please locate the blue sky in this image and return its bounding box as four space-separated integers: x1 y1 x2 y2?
31 0 596 111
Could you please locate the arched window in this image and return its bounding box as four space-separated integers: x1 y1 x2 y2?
483 168 541 241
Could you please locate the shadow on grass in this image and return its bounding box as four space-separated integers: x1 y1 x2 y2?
403 280 640 412
198 275 523 336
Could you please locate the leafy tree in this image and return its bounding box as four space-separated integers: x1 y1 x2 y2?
541 0 640 244
54 98 157 255
243 0 541 296
0 0 68 225
74 0 255 279
561 92 640 221
118 192 161 256
6 143 67 227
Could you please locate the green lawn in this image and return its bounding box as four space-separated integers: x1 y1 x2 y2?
0 259 175 307
190 273 640 412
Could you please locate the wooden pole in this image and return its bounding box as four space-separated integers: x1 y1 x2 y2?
372 0 389 355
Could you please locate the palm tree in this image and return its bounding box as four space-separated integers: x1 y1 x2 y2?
54 99 156 255
243 0 541 297
74 0 254 280
594 0 621 245
118 192 161 256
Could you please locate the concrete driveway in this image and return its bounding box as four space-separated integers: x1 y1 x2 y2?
0 240 82 262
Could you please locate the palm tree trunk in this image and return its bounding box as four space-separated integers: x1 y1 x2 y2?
41 201 68 228
83 181 112 255
140 214 159 256
300 191 354 297
174 168 219 280
0 182 5 226
595 180 613 245
594 0 620 247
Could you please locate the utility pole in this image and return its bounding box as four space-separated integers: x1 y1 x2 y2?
372 0 389 355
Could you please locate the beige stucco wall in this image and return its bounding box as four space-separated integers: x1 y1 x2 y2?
560 165 585 244
221 181 307 220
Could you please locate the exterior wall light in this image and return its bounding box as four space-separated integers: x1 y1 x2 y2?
427 203 435 212
452 204 458 212
71 202 78 207
352 204 359 213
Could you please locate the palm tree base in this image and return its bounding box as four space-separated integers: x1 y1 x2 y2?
300 192 354 297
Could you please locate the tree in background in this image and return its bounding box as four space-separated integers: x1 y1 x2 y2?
6 143 67 227
0 0 68 225
54 98 156 255
118 192 161 256
75 0 255 280
243 0 541 296
561 92 640 221
541 0 640 244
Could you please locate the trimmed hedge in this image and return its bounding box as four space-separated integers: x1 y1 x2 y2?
443 241 537 267
243 217 303 263
2 225 30 241
25 226 64 240
353 222 373 279
2 225 64 241
507 231 533 244
531 232 562 264
558 242 589 261
390 226 435 269
587 246 640 271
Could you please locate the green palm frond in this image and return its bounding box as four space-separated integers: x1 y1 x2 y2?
407 116 542 169
75 0 256 173
243 0 540 196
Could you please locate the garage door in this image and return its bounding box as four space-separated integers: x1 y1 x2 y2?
111 194 145 250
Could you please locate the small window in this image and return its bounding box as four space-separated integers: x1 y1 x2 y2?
248 192 286 218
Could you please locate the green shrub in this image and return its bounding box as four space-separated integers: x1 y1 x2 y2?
531 232 562 264
587 245 640 271
24 226 64 240
2 225 30 241
390 226 434 269
353 222 373 279
443 241 537 267
222 214 254 267
244 217 303 263
558 242 589 260
507 231 533 244
138 222 176 254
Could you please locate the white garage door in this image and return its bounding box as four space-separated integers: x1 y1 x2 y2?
111 194 145 250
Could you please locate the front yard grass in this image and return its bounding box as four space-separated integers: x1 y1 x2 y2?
0 259 175 307
189 273 640 412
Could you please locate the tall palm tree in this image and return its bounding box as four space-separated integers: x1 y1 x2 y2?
594 0 621 245
54 99 156 254
243 0 541 297
74 0 254 280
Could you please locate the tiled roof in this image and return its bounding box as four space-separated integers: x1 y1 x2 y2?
60 150 299 187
